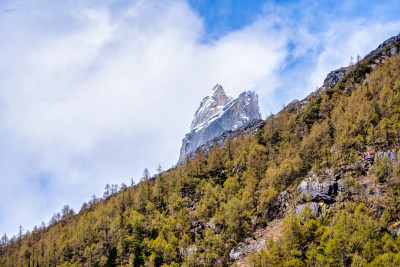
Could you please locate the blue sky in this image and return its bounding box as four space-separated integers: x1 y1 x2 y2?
0 0 400 237
188 0 265 40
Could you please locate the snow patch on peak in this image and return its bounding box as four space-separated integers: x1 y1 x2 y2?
211 83 223 95
179 86 262 163
190 84 232 130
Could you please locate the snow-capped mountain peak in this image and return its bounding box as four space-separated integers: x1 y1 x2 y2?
190 84 232 130
179 85 262 162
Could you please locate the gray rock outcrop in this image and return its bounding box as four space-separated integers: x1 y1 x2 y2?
296 202 321 217
362 152 375 163
322 67 349 91
297 176 338 203
377 151 398 163
285 65 349 113
180 244 198 259
179 85 262 163
229 240 266 261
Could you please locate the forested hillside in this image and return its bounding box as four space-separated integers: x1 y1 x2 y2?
2 39 400 266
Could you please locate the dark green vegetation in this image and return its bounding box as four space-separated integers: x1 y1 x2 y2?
2 47 400 266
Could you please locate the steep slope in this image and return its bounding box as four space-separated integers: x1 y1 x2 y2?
2 33 400 267
240 33 400 266
179 87 262 162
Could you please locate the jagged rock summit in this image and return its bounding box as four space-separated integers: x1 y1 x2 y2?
179 85 262 163
190 84 232 130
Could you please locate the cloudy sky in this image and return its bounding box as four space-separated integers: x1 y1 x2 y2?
1 0 400 236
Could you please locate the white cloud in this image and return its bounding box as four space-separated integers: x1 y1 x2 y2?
0 0 288 236
308 20 400 96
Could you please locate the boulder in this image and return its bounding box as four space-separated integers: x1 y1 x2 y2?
337 180 344 192
377 151 398 164
391 46 398 56
180 245 198 258
296 202 321 217
229 239 266 260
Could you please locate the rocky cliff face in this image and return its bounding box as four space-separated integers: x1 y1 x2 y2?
190 84 232 130
322 67 348 91
179 86 262 162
